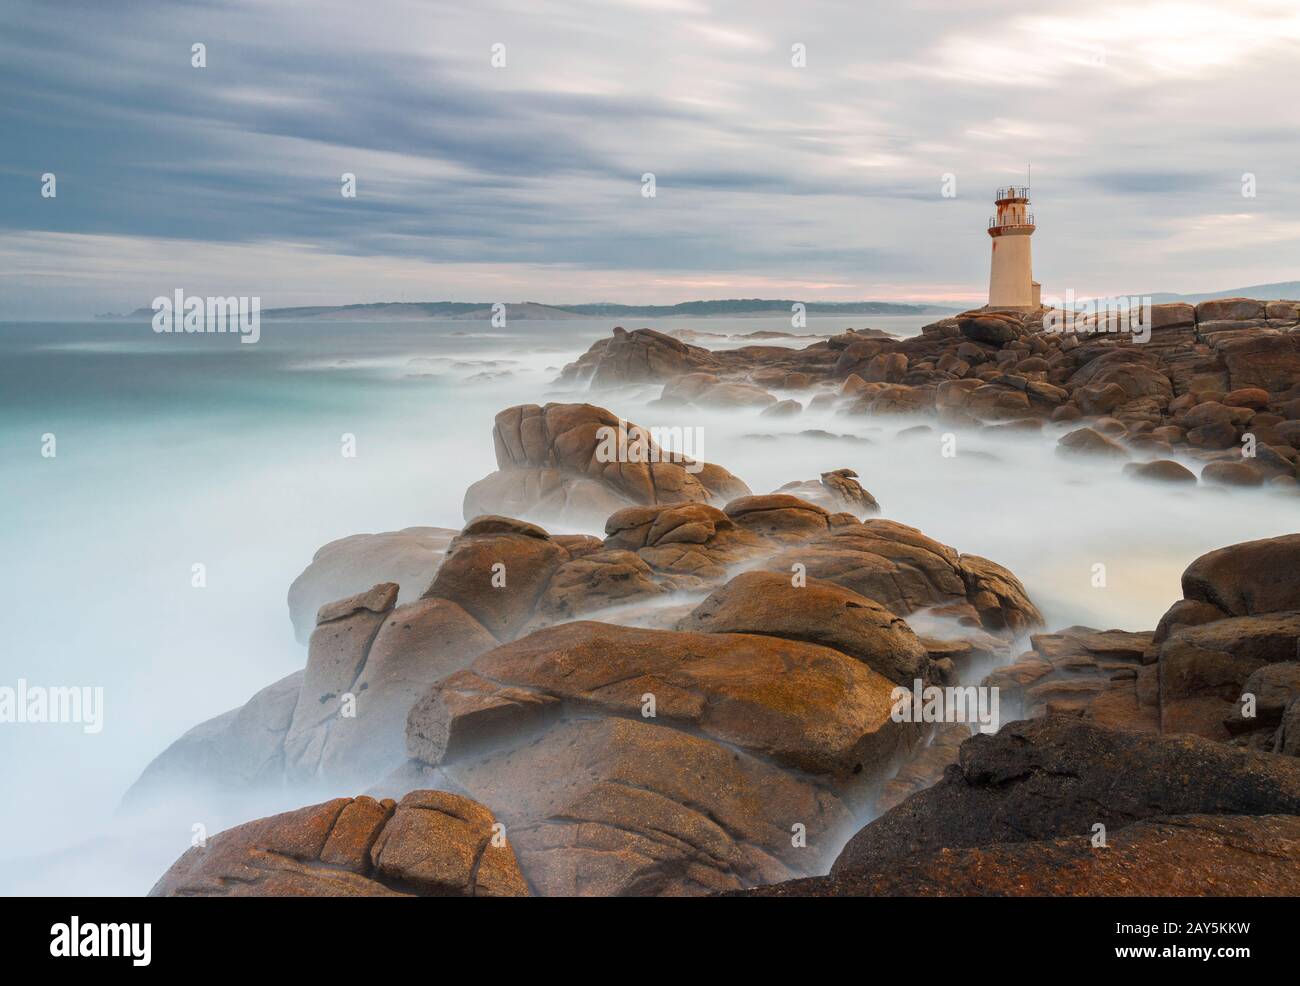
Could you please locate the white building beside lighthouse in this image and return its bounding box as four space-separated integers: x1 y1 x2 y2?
987 185 1041 310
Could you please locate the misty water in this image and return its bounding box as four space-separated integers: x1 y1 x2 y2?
2 314 1296 894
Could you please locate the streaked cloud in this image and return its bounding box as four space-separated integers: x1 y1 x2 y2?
2 0 1299 317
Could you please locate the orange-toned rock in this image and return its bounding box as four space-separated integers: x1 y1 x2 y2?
149 792 528 897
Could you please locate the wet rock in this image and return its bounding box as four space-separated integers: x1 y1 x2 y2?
760 398 802 417
958 311 1024 345
1201 460 1263 487
603 501 769 581
830 715 1300 875
739 814 1300 897
678 570 930 685
1123 459 1197 484
397 596 941 895
283 584 400 781
660 373 778 408
1056 426 1128 460
559 327 717 386
724 493 837 542
985 627 1155 729
1197 298 1266 322
1223 662 1300 736
761 519 1042 635
1074 382 1128 415
420 519 567 641
463 403 750 527
149 791 528 897
427 716 846 896
1224 387 1271 409
773 471 879 518
1181 533 1300 616
408 619 916 787
1159 612 1300 738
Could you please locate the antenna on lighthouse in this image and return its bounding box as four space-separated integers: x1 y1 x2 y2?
1027 163 1031 196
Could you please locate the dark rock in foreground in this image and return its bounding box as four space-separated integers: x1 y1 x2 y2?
735 814 1300 896
831 716 1300 876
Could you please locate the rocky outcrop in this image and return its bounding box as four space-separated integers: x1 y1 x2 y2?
138 483 1043 898
677 571 930 685
553 301 1300 495
462 403 750 528
131 492 1039 811
736 714 1300 896
658 372 778 409
1056 426 1128 460
1151 534 1300 743
978 534 1300 752
149 791 528 897
557 326 718 386
398 608 926 895
831 715 1300 875
760 518 1043 635
772 468 880 517
984 627 1156 732
738 814 1300 896
1181 533 1300 616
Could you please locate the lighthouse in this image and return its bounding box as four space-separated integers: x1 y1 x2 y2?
987 185 1041 310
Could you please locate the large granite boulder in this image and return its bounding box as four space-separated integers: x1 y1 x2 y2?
400 618 926 895
677 571 929 685
558 326 718 386
149 791 528 897
1214 332 1300 394
760 518 1043 635
463 403 750 528
830 716 1300 875
1151 534 1300 740
407 620 916 787
1181 533 1300 617
601 501 770 582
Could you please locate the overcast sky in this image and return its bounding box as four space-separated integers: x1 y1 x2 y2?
3 0 1300 318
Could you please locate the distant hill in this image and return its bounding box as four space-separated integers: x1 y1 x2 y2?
554 299 954 317
1140 281 1300 304
98 298 959 321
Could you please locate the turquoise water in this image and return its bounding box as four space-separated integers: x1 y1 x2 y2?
0 314 911 891
3 312 1295 893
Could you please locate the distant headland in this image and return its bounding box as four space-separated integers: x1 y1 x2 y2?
93 298 961 322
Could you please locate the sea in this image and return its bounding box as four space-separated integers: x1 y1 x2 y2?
1 313 1294 893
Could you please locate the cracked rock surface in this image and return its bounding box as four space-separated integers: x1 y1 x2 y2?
149 790 528 897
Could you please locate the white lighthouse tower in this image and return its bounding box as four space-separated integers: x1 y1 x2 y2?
987 185 1040 310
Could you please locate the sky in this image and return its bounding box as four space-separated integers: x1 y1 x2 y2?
2 0 1300 318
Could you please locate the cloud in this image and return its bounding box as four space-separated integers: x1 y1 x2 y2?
2 0 1300 316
